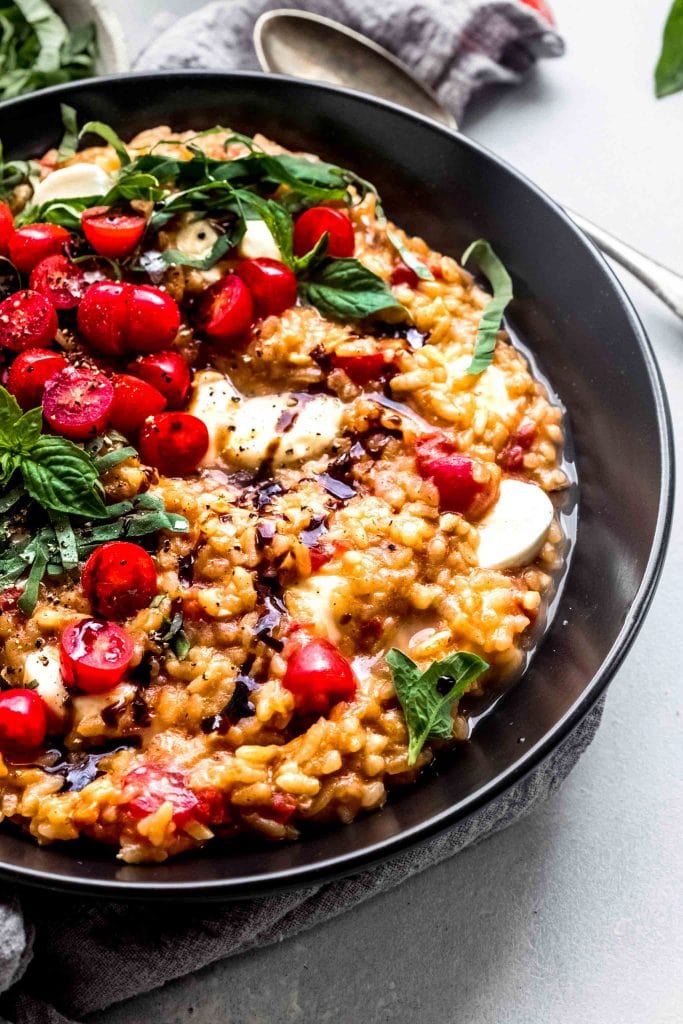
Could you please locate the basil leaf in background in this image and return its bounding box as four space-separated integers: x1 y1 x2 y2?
461 239 513 375
387 648 489 765
18 545 47 615
0 452 19 487
300 258 405 321
57 102 78 162
14 406 42 450
0 385 23 443
102 171 163 206
21 435 108 518
80 120 130 166
387 229 434 281
48 510 78 572
293 232 329 276
160 230 236 271
172 629 191 660
655 0 683 98
14 0 67 73
93 445 138 474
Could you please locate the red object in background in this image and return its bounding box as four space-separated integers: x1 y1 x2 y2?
109 373 167 437
8 224 70 273
520 0 555 25
0 689 48 753
82 540 158 620
81 207 146 260
42 365 114 440
60 618 134 693
0 289 58 351
0 203 14 257
6 348 67 409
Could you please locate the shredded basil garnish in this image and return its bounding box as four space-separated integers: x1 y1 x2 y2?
461 239 514 375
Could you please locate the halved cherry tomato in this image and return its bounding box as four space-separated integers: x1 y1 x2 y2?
236 258 297 318
82 540 158 620
127 350 191 409
42 365 113 440
283 636 356 713
0 689 48 753
194 274 254 345
415 433 498 518
8 224 70 273
81 207 146 260
138 411 209 476
60 618 134 694
77 281 180 356
293 207 355 258
6 348 68 410
0 202 14 257
123 764 202 825
29 254 87 310
332 351 386 385
110 373 167 438
0 289 58 351
390 262 419 288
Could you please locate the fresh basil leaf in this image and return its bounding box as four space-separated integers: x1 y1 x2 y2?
0 452 19 487
300 258 405 321
160 230 236 271
102 171 163 206
239 193 294 262
0 385 24 443
656 0 683 98
15 406 42 450
387 229 434 281
293 232 329 276
93 445 138 475
48 511 78 572
57 102 78 161
14 0 67 74
0 484 23 513
387 648 488 765
172 629 190 660
461 239 513 375
18 544 48 615
80 120 130 167
20 436 108 518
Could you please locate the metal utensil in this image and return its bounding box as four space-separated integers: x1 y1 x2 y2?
254 9 683 321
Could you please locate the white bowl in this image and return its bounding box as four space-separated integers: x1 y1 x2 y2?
50 0 129 75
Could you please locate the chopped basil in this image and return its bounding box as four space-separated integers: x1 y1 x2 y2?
79 120 130 166
387 648 488 765
386 230 434 281
461 239 513 375
656 0 683 98
160 231 236 271
299 258 404 321
57 103 78 162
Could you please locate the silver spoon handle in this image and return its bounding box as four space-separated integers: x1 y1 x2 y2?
567 208 683 320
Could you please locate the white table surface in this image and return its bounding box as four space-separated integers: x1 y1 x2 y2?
94 2 683 1021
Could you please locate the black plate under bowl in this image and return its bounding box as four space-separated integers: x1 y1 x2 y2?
0 72 673 899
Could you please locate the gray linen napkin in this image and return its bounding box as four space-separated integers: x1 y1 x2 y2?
0 3 569 1020
133 0 563 122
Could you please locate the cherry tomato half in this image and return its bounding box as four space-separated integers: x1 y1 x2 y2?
109 373 167 438
0 689 48 753
194 274 254 345
332 351 386 385
42 365 114 440
29 254 87 310
293 207 355 259
0 202 14 258
237 258 297 318
123 764 202 826
415 434 498 519
82 540 158 620
8 223 70 273
0 289 58 352
77 281 180 356
282 636 356 713
81 207 146 260
6 347 68 410
124 284 181 353
127 350 191 409
60 618 134 694
138 411 209 476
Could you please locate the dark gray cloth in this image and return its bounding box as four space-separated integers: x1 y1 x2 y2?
0 2 569 1020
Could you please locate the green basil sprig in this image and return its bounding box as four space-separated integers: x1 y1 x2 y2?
387 648 488 765
462 239 513 375
656 0 683 98
299 257 404 321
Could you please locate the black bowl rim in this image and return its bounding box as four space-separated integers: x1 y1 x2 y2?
0 70 674 899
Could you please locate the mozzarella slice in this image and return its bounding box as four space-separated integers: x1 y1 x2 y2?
238 219 282 261
476 479 554 570
448 357 518 423
190 371 344 469
31 163 114 206
285 575 346 642
174 217 220 260
23 645 68 725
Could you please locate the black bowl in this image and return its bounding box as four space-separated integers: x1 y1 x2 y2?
0 72 673 899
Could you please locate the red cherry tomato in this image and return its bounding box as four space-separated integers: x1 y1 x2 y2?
82 540 158 620
127 350 191 409
282 636 356 713
29 254 87 310
415 434 497 518
0 202 14 257
293 207 355 258
138 412 209 476
0 688 48 753
236 258 297 317
6 348 68 409
194 274 254 345
390 262 419 288
77 281 180 356
332 351 386 385
0 289 58 352
60 618 134 694
42 365 113 440
81 207 146 259
520 0 554 24
123 764 202 825
497 419 537 472
110 373 167 438
8 223 70 273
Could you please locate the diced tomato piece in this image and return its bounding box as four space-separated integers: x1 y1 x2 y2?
268 792 297 824
283 636 356 713
332 351 386 385
123 764 201 826
390 262 419 288
415 433 498 518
